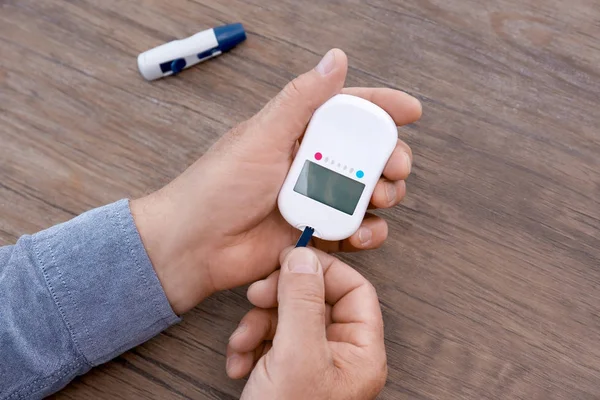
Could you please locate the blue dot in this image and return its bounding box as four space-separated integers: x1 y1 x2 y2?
356 170 364 178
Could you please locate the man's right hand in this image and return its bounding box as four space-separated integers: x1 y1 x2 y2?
227 247 387 399
131 48 420 316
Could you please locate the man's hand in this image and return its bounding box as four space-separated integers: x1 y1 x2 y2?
227 247 386 399
131 49 421 314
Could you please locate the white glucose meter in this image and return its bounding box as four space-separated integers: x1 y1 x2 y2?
278 94 398 241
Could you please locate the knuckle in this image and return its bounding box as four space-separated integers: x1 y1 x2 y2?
212 120 250 152
364 280 379 298
228 119 250 138
362 282 385 332
287 301 326 321
282 77 303 100
292 301 326 319
289 286 325 307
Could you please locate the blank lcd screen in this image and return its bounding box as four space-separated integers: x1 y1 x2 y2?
293 160 365 215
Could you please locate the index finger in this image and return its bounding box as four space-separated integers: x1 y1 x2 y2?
322 256 384 329
341 87 422 126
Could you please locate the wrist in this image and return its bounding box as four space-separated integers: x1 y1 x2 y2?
130 191 215 314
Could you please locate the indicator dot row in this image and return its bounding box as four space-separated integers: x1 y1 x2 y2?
314 152 363 179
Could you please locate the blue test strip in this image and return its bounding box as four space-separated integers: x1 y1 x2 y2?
295 227 315 248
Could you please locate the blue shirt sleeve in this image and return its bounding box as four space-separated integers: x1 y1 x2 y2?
0 199 180 399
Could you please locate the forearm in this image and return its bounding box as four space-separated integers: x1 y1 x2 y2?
0 200 179 399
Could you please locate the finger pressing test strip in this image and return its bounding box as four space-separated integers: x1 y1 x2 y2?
137 23 246 81
278 94 397 241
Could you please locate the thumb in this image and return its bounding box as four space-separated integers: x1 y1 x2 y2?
274 247 328 351
253 48 348 145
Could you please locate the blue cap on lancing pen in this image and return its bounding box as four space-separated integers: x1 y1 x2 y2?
214 23 247 52
137 23 247 81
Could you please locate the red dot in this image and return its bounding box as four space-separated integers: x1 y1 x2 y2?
315 152 323 160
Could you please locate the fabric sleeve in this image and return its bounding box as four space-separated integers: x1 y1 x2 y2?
0 199 180 399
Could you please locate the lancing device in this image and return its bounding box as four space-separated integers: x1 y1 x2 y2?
279 94 397 242
137 23 246 81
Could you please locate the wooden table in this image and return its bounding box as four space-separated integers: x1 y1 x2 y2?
2 0 599 398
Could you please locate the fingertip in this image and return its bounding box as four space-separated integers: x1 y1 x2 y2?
315 48 348 94
247 271 279 309
403 152 412 177
347 216 388 250
409 95 423 121
282 247 321 274
230 308 278 355
316 48 348 74
330 48 348 70
341 87 421 126
247 280 266 305
228 323 248 348
228 327 253 354
400 92 422 123
278 246 296 265
357 226 373 247
371 179 406 209
384 142 413 181
398 180 407 201
226 351 254 379
255 49 350 145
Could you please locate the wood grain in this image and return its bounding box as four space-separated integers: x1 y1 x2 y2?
1 0 599 398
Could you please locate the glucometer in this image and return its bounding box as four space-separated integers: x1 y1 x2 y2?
279 94 398 242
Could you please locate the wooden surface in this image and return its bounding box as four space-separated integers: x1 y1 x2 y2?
1 0 600 398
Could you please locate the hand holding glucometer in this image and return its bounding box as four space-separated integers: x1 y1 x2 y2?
279 94 398 243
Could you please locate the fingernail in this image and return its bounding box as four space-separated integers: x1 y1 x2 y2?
226 354 239 374
404 152 412 175
229 323 247 342
385 182 397 204
315 49 336 76
358 227 372 245
287 248 318 274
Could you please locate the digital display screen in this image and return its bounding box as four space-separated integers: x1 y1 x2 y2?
293 160 365 215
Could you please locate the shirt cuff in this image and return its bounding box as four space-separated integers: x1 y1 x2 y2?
32 199 180 366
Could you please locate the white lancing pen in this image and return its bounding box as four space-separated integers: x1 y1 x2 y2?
137 23 246 81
